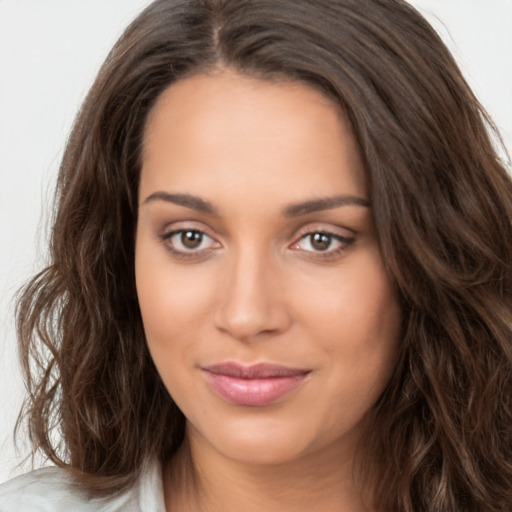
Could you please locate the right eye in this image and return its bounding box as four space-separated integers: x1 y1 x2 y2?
160 229 220 256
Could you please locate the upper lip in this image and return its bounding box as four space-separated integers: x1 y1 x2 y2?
202 362 311 379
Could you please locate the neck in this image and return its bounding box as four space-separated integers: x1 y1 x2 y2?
163 426 376 512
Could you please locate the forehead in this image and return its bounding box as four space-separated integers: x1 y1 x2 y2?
141 69 367 206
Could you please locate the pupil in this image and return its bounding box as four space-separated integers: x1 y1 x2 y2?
181 230 202 249
311 233 331 251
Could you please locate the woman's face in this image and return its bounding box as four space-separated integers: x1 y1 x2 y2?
136 70 401 466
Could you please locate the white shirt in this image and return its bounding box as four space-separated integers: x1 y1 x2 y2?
0 460 166 512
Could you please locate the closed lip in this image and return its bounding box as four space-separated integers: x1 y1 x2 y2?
201 362 311 406
202 362 311 379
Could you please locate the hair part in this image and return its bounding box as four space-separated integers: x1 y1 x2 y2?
16 1 512 510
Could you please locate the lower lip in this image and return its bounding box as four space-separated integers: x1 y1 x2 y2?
203 372 308 406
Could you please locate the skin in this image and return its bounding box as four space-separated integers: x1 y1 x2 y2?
135 69 401 512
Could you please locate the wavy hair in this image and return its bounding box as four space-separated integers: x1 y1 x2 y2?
16 0 512 510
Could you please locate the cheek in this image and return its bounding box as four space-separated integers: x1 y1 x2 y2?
311 245 399 335
298 246 401 388
298 255 401 439
134 237 215 373
135 268 206 417
138 273 208 339
136 225 216 321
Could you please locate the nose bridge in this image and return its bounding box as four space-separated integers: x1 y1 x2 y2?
214 242 289 340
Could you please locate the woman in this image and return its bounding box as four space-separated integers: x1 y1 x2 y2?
1 0 511 511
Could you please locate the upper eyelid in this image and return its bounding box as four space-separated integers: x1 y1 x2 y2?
292 231 354 249
160 221 217 238
161 227 210 238
159 229 220 259
297 229 353 238
298 232 353 243
157 221 355 244
292 223 355 240
162 228 218 245
289 225 356 254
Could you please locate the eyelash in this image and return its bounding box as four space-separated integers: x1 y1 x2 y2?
159 229 219 260
158 228 355 261
291 231 355 260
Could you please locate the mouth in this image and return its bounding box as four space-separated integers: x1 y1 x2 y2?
201 362 311 406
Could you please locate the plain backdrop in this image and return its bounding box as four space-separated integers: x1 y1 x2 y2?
1 0 511 483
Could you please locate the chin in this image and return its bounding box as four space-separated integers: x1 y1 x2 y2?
213 433 311 466
187 413 348 468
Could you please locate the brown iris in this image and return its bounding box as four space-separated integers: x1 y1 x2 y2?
181 230 203 249
311 233 332 251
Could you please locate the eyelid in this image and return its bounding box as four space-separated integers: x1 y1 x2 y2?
156 221 355 260
159 219 217 241
158 223 221 259
291 232 353 250
161 228 216 245
289 224 356 258
292 222 355 241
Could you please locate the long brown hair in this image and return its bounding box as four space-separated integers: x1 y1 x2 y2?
16 1 512 510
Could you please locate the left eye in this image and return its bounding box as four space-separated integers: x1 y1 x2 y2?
294 232 351 252
163 229 218 252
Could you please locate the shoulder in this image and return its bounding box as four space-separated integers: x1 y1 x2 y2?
0 466 95 511
0 462 164 512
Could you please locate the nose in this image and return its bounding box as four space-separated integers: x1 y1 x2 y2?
214 248 292 341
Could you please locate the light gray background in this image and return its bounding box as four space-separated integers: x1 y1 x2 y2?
1 0 511 483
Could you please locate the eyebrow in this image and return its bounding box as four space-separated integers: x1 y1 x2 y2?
141 191 370 216
283 195 370 217
142 191 217 214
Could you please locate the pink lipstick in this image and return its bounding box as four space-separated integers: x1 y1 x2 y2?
202 363 310 406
